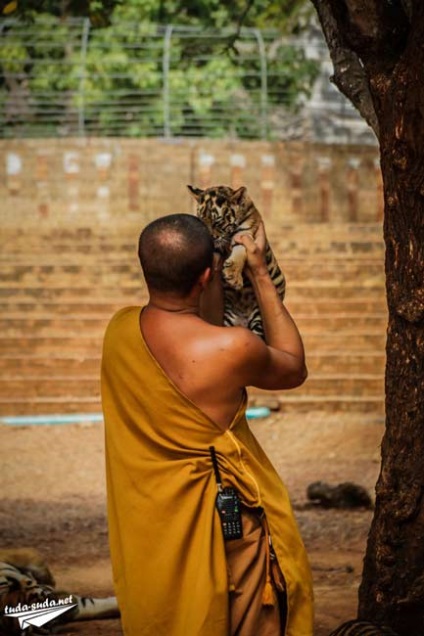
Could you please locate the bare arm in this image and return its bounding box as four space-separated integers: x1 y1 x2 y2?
233 224 307 390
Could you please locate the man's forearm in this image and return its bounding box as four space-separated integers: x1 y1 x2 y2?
251 270 305 361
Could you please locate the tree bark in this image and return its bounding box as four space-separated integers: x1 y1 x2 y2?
310 0 380 136
311 1 424 634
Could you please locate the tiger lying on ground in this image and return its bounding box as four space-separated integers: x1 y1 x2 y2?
0 548 119 635
306 481 374 509
188 184 285 339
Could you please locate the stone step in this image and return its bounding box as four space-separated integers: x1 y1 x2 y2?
2 245 385 288
0 394 384 416
294 314 386 330
0 286 142 301
291 374 384 397
285 285 385 299
3 239 383 257
0 232 385 264
274 238 384 257
0 268 384 288
0 313 388 336
0 301 128 314
286 298 387 313
0 377 101 399
0 351 386 376
0 332 386 354
0 250 385 264
307 352 385 374
0 396 102 416
1 223 385 241
250 394 384 413
303 332 386 350
0 297 388 315
0 244 384 261
0 355 102 374
0 221 387 415
0 335 103 355
0 270 140 287
0 283 384 301
0 317 110 336
0 373 384 400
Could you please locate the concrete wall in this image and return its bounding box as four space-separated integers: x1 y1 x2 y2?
0 138 382 227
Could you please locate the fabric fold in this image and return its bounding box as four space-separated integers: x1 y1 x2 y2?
101 306 314 636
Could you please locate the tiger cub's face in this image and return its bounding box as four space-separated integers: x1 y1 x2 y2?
187 184 260 257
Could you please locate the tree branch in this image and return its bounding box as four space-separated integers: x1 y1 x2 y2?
222 0 257 56
310 0 380 139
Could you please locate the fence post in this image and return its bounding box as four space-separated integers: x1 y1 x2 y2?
162 24 174 138
253 29 268 140
78 17 90 137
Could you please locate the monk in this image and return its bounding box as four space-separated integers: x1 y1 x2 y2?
101 213 314 636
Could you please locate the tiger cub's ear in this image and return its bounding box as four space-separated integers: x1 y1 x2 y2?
231 186 247 204
187 185 204 201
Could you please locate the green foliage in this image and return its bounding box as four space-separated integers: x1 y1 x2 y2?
0 40 26 73
1 0 120 25
0 0 319 138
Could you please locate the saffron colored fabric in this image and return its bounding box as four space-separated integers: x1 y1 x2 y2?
101 307 314 636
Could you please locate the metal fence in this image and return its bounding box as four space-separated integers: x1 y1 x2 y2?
0 18 373 142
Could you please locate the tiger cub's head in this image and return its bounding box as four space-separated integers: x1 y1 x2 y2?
187 184 260 257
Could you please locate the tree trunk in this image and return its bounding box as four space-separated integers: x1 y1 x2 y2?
310 1 424 633
358 11 424 633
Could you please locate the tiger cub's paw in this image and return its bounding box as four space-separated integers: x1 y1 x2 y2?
223 259 244 290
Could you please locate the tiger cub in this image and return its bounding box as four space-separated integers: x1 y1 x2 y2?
328 619 398 635
0 547 119 634
188 184 285 339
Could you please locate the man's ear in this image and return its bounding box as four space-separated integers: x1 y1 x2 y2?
187 185 204 201
198 267 212 289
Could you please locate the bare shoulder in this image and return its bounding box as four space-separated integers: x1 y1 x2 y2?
227 325 266 353
206 324 269 365
207 324 307 391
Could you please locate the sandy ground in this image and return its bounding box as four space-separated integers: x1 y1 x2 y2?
0 409 385 635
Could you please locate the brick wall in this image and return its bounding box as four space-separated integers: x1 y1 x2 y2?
0 138 381 226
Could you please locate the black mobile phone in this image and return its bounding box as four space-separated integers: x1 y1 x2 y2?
216 487 243 540
209 445 243 541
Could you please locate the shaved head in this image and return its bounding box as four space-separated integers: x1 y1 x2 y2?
138 214 214 296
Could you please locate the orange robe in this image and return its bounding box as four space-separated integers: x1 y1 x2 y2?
101 307 314 636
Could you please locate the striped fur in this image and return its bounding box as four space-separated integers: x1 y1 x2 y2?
328 619 398 636
188 184 285 339
0 548 119 634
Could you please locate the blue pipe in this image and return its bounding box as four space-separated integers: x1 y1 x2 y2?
0 407 271 427
0 413 104 426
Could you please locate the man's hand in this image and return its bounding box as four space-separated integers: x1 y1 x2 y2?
232 222 307 389
233 222 268 280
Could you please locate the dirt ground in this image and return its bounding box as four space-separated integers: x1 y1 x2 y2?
0 409 385 635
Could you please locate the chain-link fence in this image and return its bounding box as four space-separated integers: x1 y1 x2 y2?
0 18 374 143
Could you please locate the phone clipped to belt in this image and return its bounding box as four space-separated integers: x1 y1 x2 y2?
209 446 243 541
